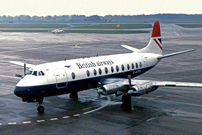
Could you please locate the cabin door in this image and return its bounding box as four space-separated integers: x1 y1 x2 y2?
141 56 147 68
54 68 68 89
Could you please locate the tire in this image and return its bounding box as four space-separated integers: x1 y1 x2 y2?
37 105 45 113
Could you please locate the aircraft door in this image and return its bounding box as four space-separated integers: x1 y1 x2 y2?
141 56 147 68
54 68 68 89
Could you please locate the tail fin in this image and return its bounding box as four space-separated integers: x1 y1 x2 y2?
139 21 163 54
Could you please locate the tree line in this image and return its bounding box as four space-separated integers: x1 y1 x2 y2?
1 14 202 23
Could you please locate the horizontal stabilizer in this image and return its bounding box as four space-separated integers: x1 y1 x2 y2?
157 49 194 59
121 45 139 52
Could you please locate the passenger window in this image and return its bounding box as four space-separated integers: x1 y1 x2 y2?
72 72 75 79
86 70 90 77
140 62 142 68
105 67 108 74
121 65 125 71
99 68 102 75
116 65 119 72
136 63 138 68
127 64 130 70
33 71 37 76
111 66 114 73
132 63 134 69
94 69 97 76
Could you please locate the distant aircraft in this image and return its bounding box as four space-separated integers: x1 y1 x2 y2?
11 21 202 113
51 28 65 34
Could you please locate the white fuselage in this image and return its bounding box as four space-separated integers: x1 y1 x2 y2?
15 52 161 98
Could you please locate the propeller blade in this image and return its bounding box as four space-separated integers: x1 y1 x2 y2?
128 75 132 89
15 74 23 78
24 63 26 75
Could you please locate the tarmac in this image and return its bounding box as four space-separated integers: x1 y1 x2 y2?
0 23 202 135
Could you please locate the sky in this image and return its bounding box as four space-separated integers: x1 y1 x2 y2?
0 0 202 16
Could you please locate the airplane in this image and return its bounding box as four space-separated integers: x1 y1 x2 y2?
51 28 65 34
11 21 202 113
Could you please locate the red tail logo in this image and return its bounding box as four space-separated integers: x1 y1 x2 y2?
151 21 161 38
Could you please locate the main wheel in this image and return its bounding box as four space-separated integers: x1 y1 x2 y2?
69 92 78 99
37 105 45 113
122 94 131 110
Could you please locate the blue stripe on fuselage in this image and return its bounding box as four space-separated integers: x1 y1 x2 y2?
14 66 154 98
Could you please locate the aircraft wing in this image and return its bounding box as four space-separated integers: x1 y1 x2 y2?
10 61 35 68
97 79 202 96
153 81 202 87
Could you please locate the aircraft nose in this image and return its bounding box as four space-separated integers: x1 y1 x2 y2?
14 86 22 97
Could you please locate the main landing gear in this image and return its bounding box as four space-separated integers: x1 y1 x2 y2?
69 92 78 100
122 94 134 111
122 75 134 111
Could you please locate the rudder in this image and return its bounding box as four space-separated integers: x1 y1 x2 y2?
138 21 163 54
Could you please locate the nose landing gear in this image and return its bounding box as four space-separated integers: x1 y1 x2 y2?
36 98 44 113
37 104 45 113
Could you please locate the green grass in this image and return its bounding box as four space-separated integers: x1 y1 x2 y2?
0 30 48 32
0 23 67 28
0 23 151 34
63 30 150 34
0 29 150 34
72 24 152 29
176 24 202 28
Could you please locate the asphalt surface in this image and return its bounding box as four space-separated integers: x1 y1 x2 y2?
0 23 202 135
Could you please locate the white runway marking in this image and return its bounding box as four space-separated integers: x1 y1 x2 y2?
146 117 156 122
23 121 31 124
83 96 110 115
0 96 111 126
37 120 45 123
73 114 81 117
50 118 58 121
8 122 16 125
62 116 70 119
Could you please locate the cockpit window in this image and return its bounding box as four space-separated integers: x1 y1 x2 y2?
41 71 45 76
33 71 37 76
27 71 33 75
38 71 45 76
27 70 45 76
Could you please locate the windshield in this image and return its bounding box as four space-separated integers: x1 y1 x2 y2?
26 70 45 76
26 70 33 75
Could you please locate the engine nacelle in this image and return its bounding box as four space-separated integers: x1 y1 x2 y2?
131 82 158 96
97 82 128 95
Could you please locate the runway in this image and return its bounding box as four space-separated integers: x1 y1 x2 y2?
0 23 202 134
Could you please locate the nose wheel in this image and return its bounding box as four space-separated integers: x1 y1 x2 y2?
36 98 44 113
37 105 45 113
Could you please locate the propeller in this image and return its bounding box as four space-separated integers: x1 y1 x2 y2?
15 63 26 78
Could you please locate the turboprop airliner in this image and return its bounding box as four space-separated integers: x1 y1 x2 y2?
11 21 202 113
